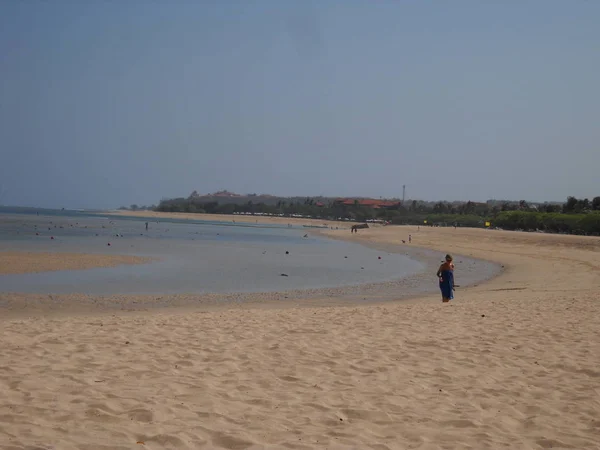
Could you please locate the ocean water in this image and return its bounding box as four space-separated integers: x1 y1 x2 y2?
0 212 425 295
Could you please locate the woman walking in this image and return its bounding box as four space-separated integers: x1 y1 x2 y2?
436 254 455 302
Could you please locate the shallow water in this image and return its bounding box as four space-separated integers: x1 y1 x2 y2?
0 213 425 295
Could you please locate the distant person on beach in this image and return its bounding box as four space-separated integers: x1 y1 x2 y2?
145 222 148 230
436 254 455 303
409 234 412 243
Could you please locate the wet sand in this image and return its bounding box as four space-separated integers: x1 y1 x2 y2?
0 251 152 275
0 225 599 449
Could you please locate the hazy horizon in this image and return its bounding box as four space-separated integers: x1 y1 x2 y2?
0 191 573 211
2 1 599 210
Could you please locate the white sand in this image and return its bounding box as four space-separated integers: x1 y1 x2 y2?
1 226 599 449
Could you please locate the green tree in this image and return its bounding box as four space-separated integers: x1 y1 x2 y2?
563 196 578 213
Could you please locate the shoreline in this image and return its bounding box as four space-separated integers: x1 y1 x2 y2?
0 244 501 318
0 215 502 317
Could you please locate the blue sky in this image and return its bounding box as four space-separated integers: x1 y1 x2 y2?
1 1 599 209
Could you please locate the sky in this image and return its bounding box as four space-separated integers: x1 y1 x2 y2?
1 0 599 209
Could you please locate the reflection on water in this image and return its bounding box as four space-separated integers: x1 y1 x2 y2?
0 213 424 295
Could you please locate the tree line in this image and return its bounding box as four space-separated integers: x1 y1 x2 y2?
155 195 600 235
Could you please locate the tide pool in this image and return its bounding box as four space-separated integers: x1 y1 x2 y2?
0 213 424 295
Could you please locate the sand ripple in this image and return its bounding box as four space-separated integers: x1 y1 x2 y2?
1 292 599 449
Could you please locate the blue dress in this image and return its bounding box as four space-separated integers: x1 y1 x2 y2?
439 269 454 300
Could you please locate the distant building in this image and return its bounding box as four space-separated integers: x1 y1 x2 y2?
212 190 242 198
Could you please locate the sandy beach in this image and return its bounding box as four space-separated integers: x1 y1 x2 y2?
106 210 349 228
1 225 599 449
